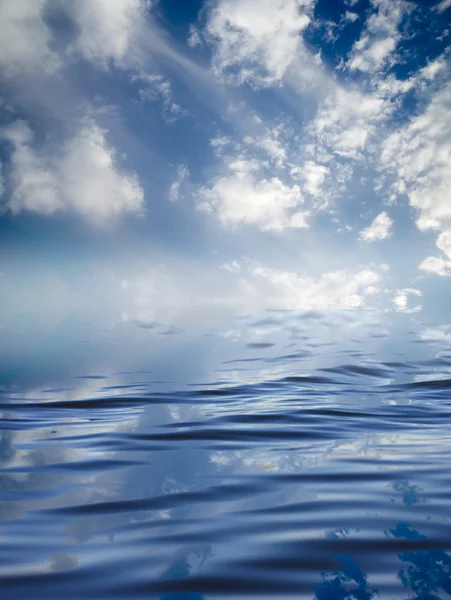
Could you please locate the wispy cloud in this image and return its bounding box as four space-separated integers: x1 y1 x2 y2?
168 165 190 202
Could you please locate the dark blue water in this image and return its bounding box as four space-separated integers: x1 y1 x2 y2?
2 316 451 599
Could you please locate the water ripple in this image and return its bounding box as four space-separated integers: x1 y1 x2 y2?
2 352 451 598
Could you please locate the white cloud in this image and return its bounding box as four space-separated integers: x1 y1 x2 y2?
134 72 188 122
250 264 384 310
1 121 61 215
109 259 388 331
221 260 241 273
0 0 152 75
244 128 287 165
310 86 387 160
67 0 148 67
437 0 451 13
437 229 451 259
345 11 358 22
347 0 407 74
305 50 446 204
2 255 391 343
205 0 313 86
419 255 451 276
210 136 232 156
291 161 330 197
0 0 60 76
420 326 451 343
381 82 451 268
188 25 202 48
392 288 422 313
420 57 447 81
1 119 144 225
197 158 309 231
168 165 189 202
359 211 393 242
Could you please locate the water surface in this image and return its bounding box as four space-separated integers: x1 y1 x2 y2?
1 315 451 599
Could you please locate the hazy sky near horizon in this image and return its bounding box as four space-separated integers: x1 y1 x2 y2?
1 0 451 347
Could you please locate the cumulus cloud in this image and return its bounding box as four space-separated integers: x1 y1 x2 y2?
197 158 309 231
309 86 387 160
347 0 407 74
1 119 144 225
0 0 150 77
201 78 395 231
66 0 149 67
419 255 451 277
437 229 451 259
291 161 330 197
205 0 313 86
382 83 451 232
392 288 422 313
0 0 60 76
1 121 60 215
359 211 393 242
381 82 451 269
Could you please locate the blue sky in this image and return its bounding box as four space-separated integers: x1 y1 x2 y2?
1 0 451 381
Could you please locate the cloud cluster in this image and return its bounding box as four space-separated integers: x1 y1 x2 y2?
0 0 156 226
1 119 144 225
309 86 388 162
200 0 450 298
205 0 313 86
347 0 408 74
381 82 451 273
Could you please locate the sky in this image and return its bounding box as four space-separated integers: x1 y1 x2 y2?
1 0 451 387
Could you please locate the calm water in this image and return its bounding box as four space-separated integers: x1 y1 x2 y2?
2 315 451 599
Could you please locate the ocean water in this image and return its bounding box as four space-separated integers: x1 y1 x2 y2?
2 312 451 599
